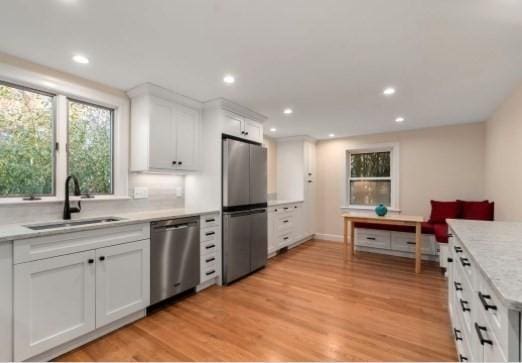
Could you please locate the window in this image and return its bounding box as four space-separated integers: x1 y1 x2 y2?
68 100 113 195
0 82 55 197
0 74 125 202
347 144 399 209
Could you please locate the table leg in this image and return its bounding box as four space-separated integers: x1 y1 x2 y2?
343 218 348 260
415 222 422 273
350 220 355 256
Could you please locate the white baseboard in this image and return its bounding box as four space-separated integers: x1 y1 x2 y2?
313 233 343 242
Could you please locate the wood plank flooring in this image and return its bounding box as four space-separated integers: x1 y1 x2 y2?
57 240 457 362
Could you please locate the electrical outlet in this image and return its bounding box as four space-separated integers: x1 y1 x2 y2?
133 187 149 199
176 186 183 197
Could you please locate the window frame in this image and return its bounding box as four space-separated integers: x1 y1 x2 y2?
66 98 115 196
345 143 400 211
0 62 129 204
0 80 58 198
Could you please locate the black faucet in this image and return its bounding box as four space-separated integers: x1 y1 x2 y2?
64 175 82 220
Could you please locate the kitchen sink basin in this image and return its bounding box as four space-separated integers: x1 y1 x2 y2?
25 217 125 231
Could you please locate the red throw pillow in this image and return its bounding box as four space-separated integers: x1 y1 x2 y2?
429 200 460 224
458 200 495 221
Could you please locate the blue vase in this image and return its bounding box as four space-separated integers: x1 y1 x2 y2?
375 204 388 217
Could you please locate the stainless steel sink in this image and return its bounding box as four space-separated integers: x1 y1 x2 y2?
25 217 125 231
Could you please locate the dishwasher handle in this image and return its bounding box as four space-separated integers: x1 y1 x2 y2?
152 220 198 231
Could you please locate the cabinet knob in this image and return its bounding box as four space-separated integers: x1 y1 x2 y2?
178 161 183 165
172 161 177 165
99 256 105 261
88 259 94 264
245 132 249 135
308 180 312 183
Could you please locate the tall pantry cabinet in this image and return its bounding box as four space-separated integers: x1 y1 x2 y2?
276 137 317 239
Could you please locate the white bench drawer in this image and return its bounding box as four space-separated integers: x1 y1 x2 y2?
14 223 150 264
391 232 435 254
355 229 390 249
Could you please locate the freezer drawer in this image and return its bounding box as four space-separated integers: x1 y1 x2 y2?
223 209 267 284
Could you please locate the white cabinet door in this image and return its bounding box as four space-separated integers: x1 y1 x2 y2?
14 251 96 361
149 100 176 169
175 106 200 171
95 240 150 328
243 118 263 143
223 113 244 138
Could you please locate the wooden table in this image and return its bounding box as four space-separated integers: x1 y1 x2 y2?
342 213 425 273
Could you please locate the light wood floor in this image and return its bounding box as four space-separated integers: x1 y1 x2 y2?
57 240 457 362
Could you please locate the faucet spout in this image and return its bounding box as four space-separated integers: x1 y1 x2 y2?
63 175 82 220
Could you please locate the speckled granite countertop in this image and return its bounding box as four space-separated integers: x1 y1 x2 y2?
268 199 304 207
0 208 219 243
448 219 522 310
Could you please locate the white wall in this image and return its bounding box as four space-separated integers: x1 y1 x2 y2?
485 82 522 221
315 123 486 237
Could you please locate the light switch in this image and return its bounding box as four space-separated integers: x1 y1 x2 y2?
133 187 149 199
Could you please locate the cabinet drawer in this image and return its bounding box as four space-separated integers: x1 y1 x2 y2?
201 214 219 229
201 253 218 270
391 232 435 254
200 261 218 282
355 229 390 249
278 232 294 248
477 276 509 355
201 226 219 242
201 239 219 256
14 223 150 264
275 214 294 234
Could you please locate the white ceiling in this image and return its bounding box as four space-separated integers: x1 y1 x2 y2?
1 0 521 139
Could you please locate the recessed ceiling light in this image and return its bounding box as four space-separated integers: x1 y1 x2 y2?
72 54 89 64
329 133 335 138
270 128 277 132
283 108 293 115
223 74 235 84
383 87 396 96
395 117 405 123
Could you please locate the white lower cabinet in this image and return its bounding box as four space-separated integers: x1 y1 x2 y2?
14 250 96 361
199 213 221 287
267 202 310 256
448 228 520 362
13 225 151 361
95 240 150 328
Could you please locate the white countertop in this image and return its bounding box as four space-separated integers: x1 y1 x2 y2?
448 219 522 310
0 208 219 243
268 199 304 207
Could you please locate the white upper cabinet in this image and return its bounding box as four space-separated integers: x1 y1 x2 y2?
128 83 202 172
223 111 264 143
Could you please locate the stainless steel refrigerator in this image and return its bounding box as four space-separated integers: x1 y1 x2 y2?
222 137 268 284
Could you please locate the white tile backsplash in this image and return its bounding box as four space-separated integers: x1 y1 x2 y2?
0 173 185 225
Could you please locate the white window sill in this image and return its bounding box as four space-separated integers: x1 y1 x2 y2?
0 195 131 206
341 205 402 213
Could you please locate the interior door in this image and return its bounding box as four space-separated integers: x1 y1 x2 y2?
149 100 175 169
175 106 199 170
250 209 268 271
223 138 250 207
223 211 251 284
250 144 267 205
95 240 150 328
14 251 96 361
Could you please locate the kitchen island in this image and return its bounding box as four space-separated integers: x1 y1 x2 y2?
447 219 522 362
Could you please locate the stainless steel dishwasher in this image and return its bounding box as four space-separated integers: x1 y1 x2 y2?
150 217 200 305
